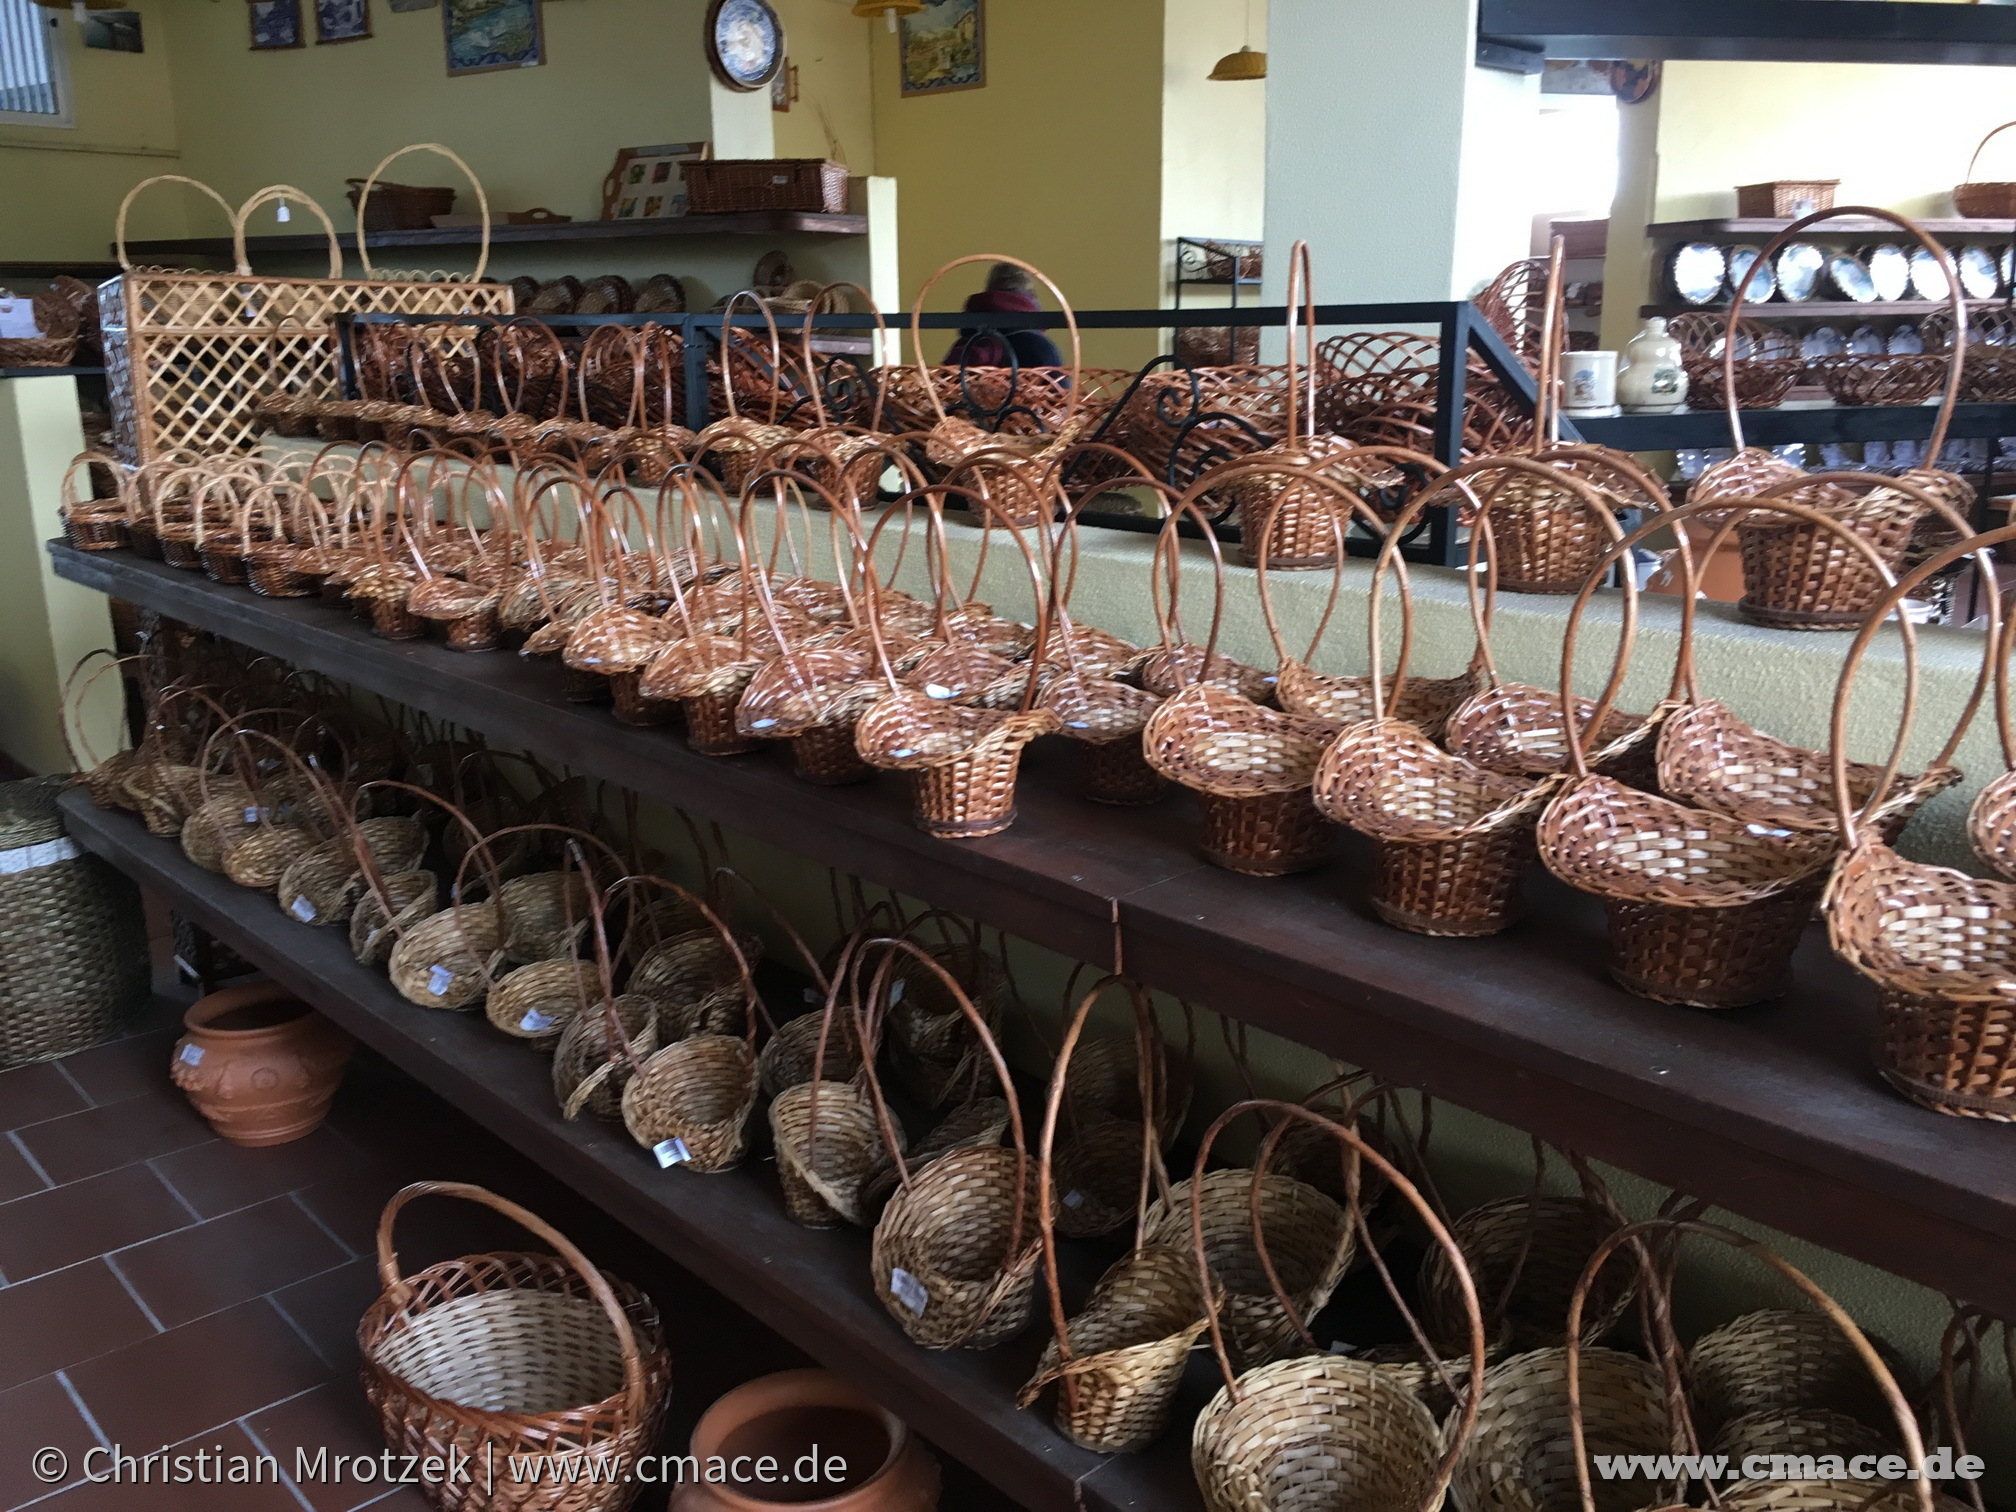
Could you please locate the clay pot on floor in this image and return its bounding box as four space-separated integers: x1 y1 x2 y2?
670 1369 939 1512
170 980 355 1146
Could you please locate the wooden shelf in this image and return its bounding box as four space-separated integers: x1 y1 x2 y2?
117 211 870 262
54 791 1192 1512
0 366 105 380
1640 301 1989 320
1649 218 2016 241
1482 0 2016 66
1572 399 2016 451
49 543 2016 1322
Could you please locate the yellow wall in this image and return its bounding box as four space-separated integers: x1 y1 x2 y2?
1159 0 1264 247
0 0 189 261
865 0 1166 368
770 0 875 174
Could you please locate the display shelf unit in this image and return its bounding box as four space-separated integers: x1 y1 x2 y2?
0 366 106 380
1639 300 1998 321
53 791 1195 1512
116 211 870 263
1479 0 2016 68
1574 398 2016 451
1650 218 2016 241
48 542 2016 1325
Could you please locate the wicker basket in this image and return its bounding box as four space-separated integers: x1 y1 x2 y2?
359 1182 671 1512
0 777 149 1067
685 158 849 215
1736 180 1839 218
1955 121 2016 218
345 177 456 231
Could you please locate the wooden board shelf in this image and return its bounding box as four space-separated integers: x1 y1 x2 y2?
47 543 2016 1323
1482 0 2016 67
53 791 1191 1512
1649 218 2016 241
1639 301 1989 321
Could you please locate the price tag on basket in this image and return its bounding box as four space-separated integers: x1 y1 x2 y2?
428 965 454 998
178 1044 204 1067
654 1137 692 1168
888 1267 929 1316
289 896 317 922
519 1009 554 1033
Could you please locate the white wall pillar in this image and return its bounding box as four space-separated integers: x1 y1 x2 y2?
1263 0 1538 305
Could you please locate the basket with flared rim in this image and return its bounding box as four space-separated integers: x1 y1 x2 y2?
907 254 1085 526
276 777 427 929
182 718 326 891
1534 500 1858 1009
58 452 131 551
359 1180 670 1512
769 279 919 507
399 459 508 651
860 937 1042 1351
851 491 1063 839
1712 206 1968 629
694 291 794 489
1823 523 2016 1120
1135 490 1334 875
243 480 332 598
60 650 147 817
559 486 677 717
1188 1098 1488 1512
1558 1218 1943 1512
1016 975 1207 1453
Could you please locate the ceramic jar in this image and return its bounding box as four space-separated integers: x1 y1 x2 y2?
1618 317 1689 414
170 981 354 1146
669 1370 939 1512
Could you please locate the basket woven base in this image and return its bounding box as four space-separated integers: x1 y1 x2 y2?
248 564 316 598
791 722 872 786
200 549 249 586
370 599 424 642
1875 988 2015 1121
1605 892 1814 1009
912 759 1020 839
1737 596 1869 632
685 691 758 755
610 670 676 727
443 608 500 653
560 665 611 704
1369 831 1532 938
1077 738 1164 806
1198 789 1332 877
128 524 163 560
160 538 201 571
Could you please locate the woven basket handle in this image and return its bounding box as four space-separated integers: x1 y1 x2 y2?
373 1181 649 1421
58 649 140 777
353 143 491 282
1566 1219 1932 1512
1825 515 2013 844
1187 1097 1488 1508
1936 1303 2010 1512
1148 490 1238 680
1283 240 1317 446
233 185 341 281
717 289 786 425
115 175 239 273
1725 208 1965 458
1030 975 1173 1413
1533 237 1567 450
909 254 1083 430
1962 120 2016 188
799 281 888 431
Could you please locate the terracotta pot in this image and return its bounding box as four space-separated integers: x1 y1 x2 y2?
170 980 355 1146
670 1370 938 1512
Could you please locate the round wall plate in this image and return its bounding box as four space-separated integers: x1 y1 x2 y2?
1668 242 1727 306
1826 252 1879 303
1909 246 1951 303
1862 244 1911 303
706 0 785 91
1801 324 1847 361
1728 246 1776 304
1847 324 1884 356
1889 321 1923 355
1958 244 2001 301
1774 242 1825 303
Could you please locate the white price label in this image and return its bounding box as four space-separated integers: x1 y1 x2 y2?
0 838 78 874
428 965 454 997
1062 1190 1084 1209
888 1267 928 1316
922 683 955 700
518 1009 554 1033
242 806 266 825
173 954 196 979
654 1137 691 1168
888 980 906 1005
177 1043 204 1067
289 896 318 922
750 718 778 730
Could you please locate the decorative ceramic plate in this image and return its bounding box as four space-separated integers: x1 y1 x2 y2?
1888 321 1923 355
1801 325 1847 361
1959 244 2001 301
1774 242 1825 302
1847 324 1885 356
1728 246 1776 304
1668 242 1727 306
1909 246 1951 303
706 0 784 91
1827 252 1879 303
2000 244 2014 291
1863 244 1911 303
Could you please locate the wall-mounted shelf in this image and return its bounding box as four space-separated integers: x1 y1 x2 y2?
1650 218 2016 241
1482 0 2016 67
1575 399 2016 450
0 366 106 380
116 210 870 262
1640 300 1995 320
47 541 2016 1324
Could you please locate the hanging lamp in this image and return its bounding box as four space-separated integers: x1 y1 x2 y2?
1208 45 1267 80
853 0 922 31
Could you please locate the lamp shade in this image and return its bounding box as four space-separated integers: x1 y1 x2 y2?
1208 46 1268 81
851 0 923 18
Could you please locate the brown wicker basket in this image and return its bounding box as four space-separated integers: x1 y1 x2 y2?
359 1181 671 1512
685 158 849 215
1955 121 2016 218
1736 180 1839 218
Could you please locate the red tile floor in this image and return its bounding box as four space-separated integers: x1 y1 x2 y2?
0 971 1015 1511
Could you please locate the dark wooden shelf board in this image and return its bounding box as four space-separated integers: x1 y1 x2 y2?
1573 400 2016 450
1640 301 1992 321
55 790 1183 1512
48 543 2016 1320
1650 219 2016 241
1483 0 2016 66
116 211 870 262
0 366 105 380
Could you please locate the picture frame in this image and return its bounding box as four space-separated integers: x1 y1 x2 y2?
249 0 304 50
314 0 370 44
442 0 543 75
601 141 709 221
83 10 143 51
900 0 983 97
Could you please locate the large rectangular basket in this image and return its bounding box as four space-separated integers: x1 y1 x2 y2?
684 158 850 215
1735 180 1838 218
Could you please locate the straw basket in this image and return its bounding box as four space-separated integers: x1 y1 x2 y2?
1451 1347 1672 1512
1954 120 2016 217
1143 684 1334 876
359 1182 670 1512
1690 1309 1899 1438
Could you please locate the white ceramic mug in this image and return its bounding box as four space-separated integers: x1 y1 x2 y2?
1563 350 1618 414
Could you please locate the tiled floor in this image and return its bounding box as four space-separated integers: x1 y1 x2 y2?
0 986 1012 1512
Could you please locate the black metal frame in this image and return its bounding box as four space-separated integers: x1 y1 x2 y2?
340 299 1541 568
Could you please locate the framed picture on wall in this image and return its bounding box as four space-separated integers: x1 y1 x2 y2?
899 0 983 97
443 0 543 75
249 0 304 50
600 142 709 221
314 0 370 43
